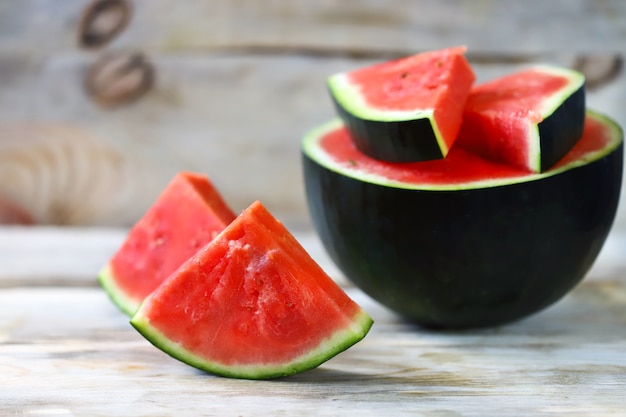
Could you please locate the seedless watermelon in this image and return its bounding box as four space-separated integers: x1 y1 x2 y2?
98 172 236 316
302 111 622 327
327 46 475 162
130 200 373 379
457 65 585 173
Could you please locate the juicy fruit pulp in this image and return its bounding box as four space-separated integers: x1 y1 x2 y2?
457 65 585 173
99 172 236 316
328 46 475 162
131 200 373 379
306 113 617 189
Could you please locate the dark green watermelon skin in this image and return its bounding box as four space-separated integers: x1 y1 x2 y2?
538 83 585 171
331 95 444 162
302 142 623 328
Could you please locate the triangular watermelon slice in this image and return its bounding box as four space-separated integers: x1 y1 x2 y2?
327 46 475 163
130 200 373 379
456 65 586 173
98 172 236 316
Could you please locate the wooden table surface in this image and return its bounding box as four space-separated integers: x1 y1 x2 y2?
1 226 625 416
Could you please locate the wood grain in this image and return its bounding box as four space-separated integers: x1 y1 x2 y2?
1 282 625 416
0 54 624 227
0 124 155 226
0 0 625 54
0 226 347 288
0 1 624 229
0 228 625 415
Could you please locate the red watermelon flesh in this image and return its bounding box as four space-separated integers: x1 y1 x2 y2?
98 172 237 316
456 65 585 173
313 113 613 189
130 200 373 379
351 46 473 129
328 46 475 159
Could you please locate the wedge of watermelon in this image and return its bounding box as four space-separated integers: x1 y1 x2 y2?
98 172 236 316
457 65 585 173
327 46 475 162
130 200 373 379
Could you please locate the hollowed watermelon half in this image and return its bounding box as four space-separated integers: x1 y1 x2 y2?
327 46 475 163
98 172 236 316
457 65 586 173
130 200 373 380
302 111 623 328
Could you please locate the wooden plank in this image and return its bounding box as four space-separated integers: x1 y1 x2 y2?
1 284 625 416
0 54 624 227
0 227 347 287
0 53 350 226
0 0 625 54
0 227 124 287
0 2 624 228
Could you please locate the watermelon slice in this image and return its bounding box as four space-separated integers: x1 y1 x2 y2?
456 65 586 173
130 200 373 379
327 46 475 162
98 172 236 316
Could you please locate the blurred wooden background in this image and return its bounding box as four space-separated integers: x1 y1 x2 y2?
0 0 624 231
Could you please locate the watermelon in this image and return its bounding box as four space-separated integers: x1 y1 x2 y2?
98 172 236 316
301 111 623 328
327 46 475 162
130 200 373 379
457 65 585 173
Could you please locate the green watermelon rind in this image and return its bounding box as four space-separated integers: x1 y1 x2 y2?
328 72 440 123
532 65 585 120
98 264 141 317
534 65 586 172
328 73 447 160
130 307 373 380
302 110 623 192
488 65 586 173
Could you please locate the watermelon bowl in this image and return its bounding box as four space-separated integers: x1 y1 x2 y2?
302 110 623 329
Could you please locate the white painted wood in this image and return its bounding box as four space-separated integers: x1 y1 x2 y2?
0 226 347 287
0 1 624 229
0 54 624 228
1 283 625 416
0 0 624 54
0 228 624 415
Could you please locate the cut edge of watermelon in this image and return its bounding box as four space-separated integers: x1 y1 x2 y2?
98 264 140 316
99 171 237 317
326 47 472 124
528 65 585 173
328 72 438 122
526 122 542 174
459 65 585 174
301 110 623 191
532 65 585 117
328 74 445 156
130 305 373 380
